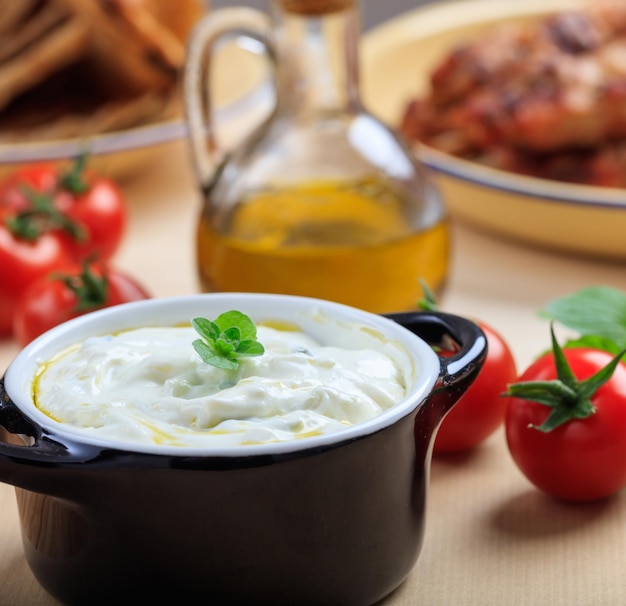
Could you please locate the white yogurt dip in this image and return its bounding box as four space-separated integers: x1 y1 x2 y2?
33 323 409 448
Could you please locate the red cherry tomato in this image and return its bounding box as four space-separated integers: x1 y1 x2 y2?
0 163 57 212
0 159 126 262
0 225 72 336
53 172 126 261
505 347 626 502
434 322 517 454
13 262 151 346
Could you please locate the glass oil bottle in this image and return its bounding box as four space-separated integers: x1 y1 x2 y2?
184 0 449 313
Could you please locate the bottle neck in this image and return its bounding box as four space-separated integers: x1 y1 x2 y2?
271 0 361 115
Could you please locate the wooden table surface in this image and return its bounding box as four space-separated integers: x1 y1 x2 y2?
2 139 625 605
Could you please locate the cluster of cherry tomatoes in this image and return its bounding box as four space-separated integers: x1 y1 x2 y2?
0 158 150 346
425 289 626 504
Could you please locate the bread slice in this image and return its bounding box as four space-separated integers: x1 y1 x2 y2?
0 10 89 110
55 0 187 95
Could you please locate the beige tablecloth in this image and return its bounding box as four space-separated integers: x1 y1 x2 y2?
1 138 625 605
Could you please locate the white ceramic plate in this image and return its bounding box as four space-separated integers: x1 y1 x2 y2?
362 0 626 260
0 40 271 179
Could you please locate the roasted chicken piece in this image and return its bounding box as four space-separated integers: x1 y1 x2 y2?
400 0 626 187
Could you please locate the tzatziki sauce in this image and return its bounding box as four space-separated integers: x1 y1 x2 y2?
33 323 409 448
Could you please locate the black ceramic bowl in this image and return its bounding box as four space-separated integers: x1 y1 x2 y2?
0 293 486 606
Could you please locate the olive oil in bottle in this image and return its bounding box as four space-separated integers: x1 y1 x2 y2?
197 178 448 313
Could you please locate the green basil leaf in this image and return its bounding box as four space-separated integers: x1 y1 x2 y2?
214 311 257 341
237 340 265 356
192 310 264 371
562 335 623 355
222 326 242 347
192 318 220 343
215 337 236 357
541 286 626 348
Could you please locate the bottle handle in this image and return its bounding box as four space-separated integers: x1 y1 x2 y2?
183 7 275 192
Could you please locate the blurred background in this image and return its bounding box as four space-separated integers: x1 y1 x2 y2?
211 0 438 30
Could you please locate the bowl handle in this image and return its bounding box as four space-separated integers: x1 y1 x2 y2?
0 377 102 490
386 310 488 417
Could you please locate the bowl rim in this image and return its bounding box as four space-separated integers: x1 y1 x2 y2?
3 293 440 458
419 147 626 208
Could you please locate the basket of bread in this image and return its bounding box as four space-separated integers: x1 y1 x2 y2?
0 0 205 173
